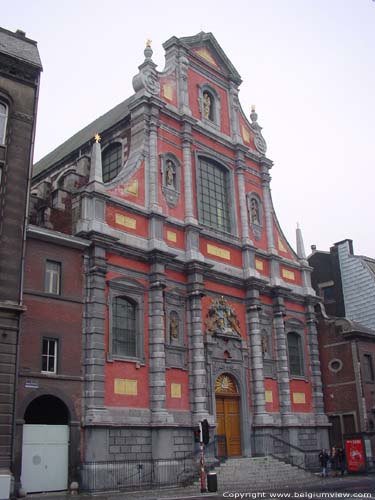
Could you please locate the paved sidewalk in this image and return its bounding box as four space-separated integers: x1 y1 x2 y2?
25 473 375 500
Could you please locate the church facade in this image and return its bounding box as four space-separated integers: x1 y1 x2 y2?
29 32 328 488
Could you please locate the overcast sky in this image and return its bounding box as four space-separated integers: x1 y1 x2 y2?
3 0 375 257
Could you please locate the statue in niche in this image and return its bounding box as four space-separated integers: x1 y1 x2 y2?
261 335 268 356
169 312 179 341
206 296 241 337
203 92 212 120
250 198 260 225
166 160 176 188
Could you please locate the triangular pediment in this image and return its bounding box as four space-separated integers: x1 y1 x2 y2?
164 32 242 85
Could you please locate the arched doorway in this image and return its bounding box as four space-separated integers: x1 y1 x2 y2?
21 396 70 493
215 373 241 457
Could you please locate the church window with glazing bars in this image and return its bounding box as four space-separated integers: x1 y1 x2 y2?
198 158 231 233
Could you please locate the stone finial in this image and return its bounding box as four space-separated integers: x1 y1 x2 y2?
296 223 307 260
144 39 153 60
250 105 258 122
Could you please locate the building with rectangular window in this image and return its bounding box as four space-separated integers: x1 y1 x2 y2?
0 27 42 499
309 240 375 456
25 32 329 491
13 225 90 494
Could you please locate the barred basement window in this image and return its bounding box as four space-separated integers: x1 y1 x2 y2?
41 338 58 374
102 142 122 183
198 158 231 232
287 331 304 377
112 296 136 357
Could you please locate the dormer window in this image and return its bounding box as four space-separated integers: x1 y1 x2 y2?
102 142 122 183
199 85 221 128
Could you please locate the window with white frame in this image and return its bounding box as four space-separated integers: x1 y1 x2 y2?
0 101 8 145
45 260 61 295
42 338 58 373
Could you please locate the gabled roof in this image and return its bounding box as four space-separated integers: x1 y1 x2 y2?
33 96 133 178
164 32 242 85
335 317 375 339
0 27 42 68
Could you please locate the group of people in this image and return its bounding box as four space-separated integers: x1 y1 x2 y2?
319 447 346 477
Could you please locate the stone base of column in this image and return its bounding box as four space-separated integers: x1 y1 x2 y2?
281 413 300 426
315 413 330 426
151 410 174 425
253 413 274 426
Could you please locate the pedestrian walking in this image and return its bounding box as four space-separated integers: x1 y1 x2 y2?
318 448 329 477
337 447 346 476
330 447 338 477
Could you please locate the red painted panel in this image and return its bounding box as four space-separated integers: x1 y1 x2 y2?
104 362 150 407
200 238 242 267
284 302 305 313
165 369 190 410
163 225 185 250
264 379 280 412
107 162 145 206
290 379 312 413
165 269 188 284
188 68 231 136
159 73 178 107
254 257 270 277
280 266 302 286
239 114 256 150
106 205 148 238
107 254 150 274
204 281 245 299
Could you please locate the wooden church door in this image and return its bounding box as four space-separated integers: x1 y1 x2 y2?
215 374 241 457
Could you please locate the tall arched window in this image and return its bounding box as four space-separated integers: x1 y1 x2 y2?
102 142 122 183
0 101 8 145
112 296 136 357
197 158 231 232
287 332 304 376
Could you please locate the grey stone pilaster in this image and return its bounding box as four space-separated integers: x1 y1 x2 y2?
148 259 171 423
148 118 159 212
178 54 191 116
182 123 196 225
83 245 107 420
261 168 276 255
229 82 242 143
273 294 294 423
246 289 270 424
187 264 208 422
305 302 327 422
236 162 252 246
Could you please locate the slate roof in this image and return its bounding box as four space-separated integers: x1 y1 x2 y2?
0 27 42 68
336 317 375 338
33 96 133 177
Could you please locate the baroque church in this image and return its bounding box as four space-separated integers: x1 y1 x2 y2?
27 32 329 489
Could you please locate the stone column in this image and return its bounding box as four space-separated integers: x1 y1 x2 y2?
305 300 326 419
246 288 269 423
83 245 107 420
148 259 171 423
187 264 208 422
273 293 293 422
237 163 252 246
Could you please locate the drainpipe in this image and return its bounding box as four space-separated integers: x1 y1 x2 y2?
12 70 41 484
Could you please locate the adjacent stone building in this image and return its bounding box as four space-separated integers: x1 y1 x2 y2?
26 32 328 490
0 27 42 499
